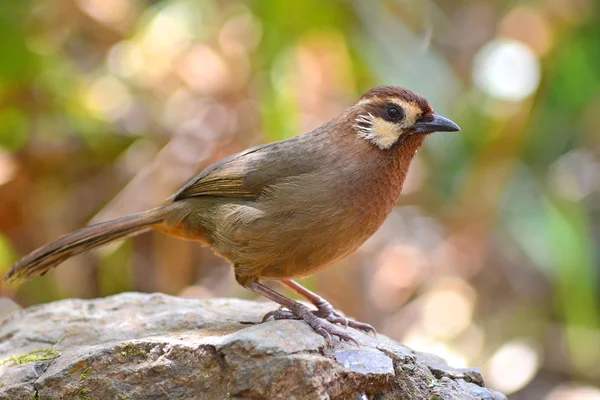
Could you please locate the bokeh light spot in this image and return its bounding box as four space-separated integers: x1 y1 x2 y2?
0 150 17 187
485 338 540 394
77 0 135 28
500 6 553 56
107 41 144 79
549 150 600 201
546 384 600 400
421 278 475 339
85 76 133 120
473 39 541 101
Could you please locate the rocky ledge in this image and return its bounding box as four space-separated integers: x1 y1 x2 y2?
0 292 505 400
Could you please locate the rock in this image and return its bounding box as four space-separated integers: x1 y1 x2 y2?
0 298 20 322
0 292 506 400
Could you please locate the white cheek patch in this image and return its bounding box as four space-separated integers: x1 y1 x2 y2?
354 112 402 150
370 119 402 149
353 99 425 149
354 112 374 136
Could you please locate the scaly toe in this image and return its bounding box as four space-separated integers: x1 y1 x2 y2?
326 315 349 327
327 327 359 347
260 304 364 345
314 308 375 335
305 315 359 346
347 320 377 335
314 326 333 345
286 303 360 346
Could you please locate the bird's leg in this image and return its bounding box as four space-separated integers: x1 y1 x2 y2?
244 281 358 345
279 279 376 335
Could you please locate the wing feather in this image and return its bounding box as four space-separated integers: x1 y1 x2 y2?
171 136 318 201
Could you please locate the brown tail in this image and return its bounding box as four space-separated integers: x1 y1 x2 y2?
4 207 167 283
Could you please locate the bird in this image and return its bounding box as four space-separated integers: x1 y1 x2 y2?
4 86 459 344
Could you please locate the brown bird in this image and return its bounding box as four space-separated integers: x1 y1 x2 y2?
4 86 459 344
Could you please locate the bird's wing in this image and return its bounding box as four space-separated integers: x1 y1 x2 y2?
171 137 318 201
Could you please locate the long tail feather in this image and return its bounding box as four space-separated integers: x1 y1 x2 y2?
4 208 166 283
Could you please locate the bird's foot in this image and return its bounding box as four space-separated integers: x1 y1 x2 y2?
313 302 377 335
262 303 358 346
263 304 376 336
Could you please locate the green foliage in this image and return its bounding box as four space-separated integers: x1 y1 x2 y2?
0 234 17 276
0 1 37 82
99 241 133 297
0 107 30 151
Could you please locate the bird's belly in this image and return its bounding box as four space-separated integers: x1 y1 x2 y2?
231 198 393 281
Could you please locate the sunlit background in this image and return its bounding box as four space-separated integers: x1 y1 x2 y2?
0 0 599 398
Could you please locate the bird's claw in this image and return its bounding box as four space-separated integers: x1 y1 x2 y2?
262 305 359 346
313 304 377 336
312 321 358 347
263 307 375 335
262 308 298 322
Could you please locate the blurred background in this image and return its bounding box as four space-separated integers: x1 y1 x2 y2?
0 0 598 397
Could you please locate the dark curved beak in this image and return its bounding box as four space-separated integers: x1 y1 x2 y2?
413 114 460 134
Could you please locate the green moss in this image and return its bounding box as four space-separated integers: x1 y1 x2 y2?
1 336 65 368
119 342 146 357
33 389 39 400
79 366 92 381
0 348 61 367
79 387 91 400
0 382 5 388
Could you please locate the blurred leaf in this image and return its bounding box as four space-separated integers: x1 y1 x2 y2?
98 242 133 296
0 233 16 276
0 1 37 82
550 35 599 113
547 198 599 329
526 20 600 167
0 107 30 151
250 0 354 63
546 197 600 375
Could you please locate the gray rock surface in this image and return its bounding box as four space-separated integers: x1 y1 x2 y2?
0 292 506 400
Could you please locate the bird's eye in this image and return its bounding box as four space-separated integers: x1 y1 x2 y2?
385 105 404 122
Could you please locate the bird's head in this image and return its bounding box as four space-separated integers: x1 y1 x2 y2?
352 86 460 150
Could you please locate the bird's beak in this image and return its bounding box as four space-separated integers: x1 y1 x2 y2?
412 114 460 134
